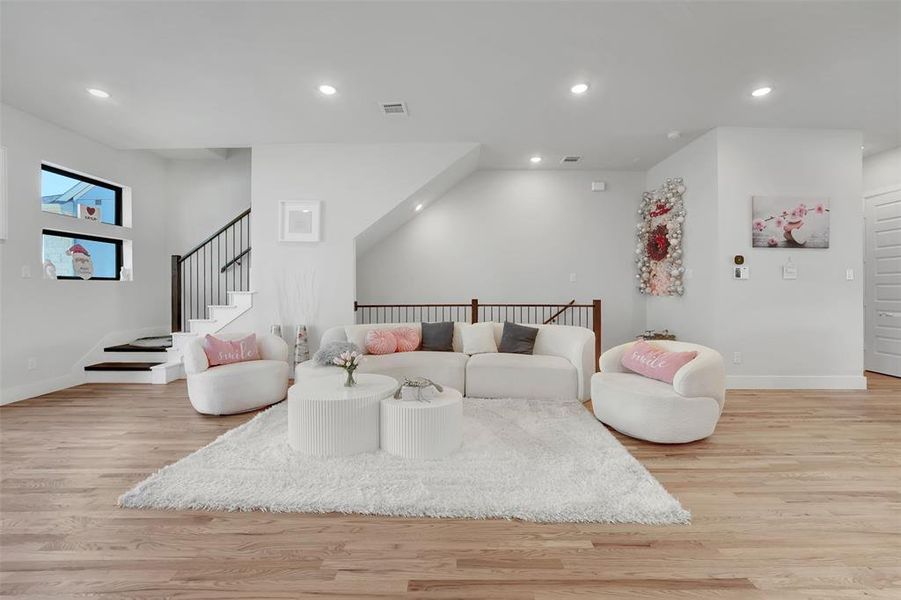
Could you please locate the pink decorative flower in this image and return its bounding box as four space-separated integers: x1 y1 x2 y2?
796 203 808 217
790 207 801 218
814 203 825 215
774 216 785 229
752 218 766 232
767 237 778 247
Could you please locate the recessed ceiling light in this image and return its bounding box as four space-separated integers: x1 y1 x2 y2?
87 88 110 99
667 130 681 140
751 86 772 98
861 145 866 150
414 203 424 212
570 83 589 95
318 84 337 96
530 156 542 164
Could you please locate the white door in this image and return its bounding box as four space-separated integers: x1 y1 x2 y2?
865 186 901 377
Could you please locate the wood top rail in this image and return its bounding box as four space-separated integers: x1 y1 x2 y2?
180 208 250 262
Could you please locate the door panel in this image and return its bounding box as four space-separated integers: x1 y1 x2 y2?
865 187 901 377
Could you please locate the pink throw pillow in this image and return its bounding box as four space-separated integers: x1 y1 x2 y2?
202 333 260 367
392 327 420 352
365 329 397 355
621 340 697 384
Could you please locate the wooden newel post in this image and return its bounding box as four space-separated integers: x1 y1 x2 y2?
471 298 479 324
171 255 182 333
592 299 602 372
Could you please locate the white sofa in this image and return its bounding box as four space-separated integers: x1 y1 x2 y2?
591 341 726 443
183 332 290 415
295 322 595 400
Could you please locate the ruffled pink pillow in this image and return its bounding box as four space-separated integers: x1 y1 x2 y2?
621 340 697 384
392 327 420 352
365 329 397 355
202 333 260 367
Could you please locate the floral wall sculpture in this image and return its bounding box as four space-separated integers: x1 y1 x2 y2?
636 178 686 296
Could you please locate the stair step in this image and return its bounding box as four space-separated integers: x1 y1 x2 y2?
104 343 168 353
84 362 162 372
207 305 237 310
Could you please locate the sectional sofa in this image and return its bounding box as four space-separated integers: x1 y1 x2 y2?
294 322 595 400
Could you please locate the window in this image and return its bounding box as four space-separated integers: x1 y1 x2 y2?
42 229 122 280
40 164 122 226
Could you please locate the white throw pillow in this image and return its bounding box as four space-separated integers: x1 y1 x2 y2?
461 322 498 355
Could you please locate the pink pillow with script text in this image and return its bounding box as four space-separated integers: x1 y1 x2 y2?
621 340 697 384
365 329 397 355
202 333 260 367
392 327 421 352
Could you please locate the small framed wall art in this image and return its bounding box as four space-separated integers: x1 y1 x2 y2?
279 201 321 242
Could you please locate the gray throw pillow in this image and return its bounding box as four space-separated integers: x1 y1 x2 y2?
312 341 361 366
498 322 539 355
420 321 454 352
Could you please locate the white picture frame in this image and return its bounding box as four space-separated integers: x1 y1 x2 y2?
279 200 321 242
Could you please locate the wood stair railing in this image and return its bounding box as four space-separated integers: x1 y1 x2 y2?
171 208 251 332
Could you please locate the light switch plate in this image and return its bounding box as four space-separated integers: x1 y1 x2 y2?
846 268 854 281
569 272 577 282
733 266 749 279
21 265 31 279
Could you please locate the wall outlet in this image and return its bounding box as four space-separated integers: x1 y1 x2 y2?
21 265 32 279
569 272 577 282
732 351 742 365
846 268 854 281
27 358 37 371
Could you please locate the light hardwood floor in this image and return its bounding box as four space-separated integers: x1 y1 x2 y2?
1 374 899 599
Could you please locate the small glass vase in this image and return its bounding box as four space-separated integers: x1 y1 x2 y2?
344 368 357 387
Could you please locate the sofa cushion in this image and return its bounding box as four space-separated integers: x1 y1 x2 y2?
365 329 397 355
466 352 577 400
621 340 697 384
356 350 467 392
498 322 539 355
421 321 455 351
202 333 260 366
461 322 498 355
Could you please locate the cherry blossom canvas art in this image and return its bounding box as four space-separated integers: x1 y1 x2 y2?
752 196 830 248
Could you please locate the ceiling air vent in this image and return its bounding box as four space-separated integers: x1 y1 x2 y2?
561 155 582 164
379 101 409 116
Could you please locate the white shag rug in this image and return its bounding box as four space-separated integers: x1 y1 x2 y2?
119 398 689 524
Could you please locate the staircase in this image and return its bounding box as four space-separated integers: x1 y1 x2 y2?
83 209 252 384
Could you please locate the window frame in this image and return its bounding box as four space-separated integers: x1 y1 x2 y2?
42 228 123 281
40 163 124 227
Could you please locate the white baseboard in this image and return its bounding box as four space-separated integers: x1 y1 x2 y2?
0 373 85 406
726 375 868 390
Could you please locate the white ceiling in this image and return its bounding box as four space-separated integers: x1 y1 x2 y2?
2 1 898 169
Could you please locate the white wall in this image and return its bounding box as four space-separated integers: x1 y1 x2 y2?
165 149 251 254
645 127 865 388
645 130 719 349
0 104 171 403
247 142 479 349
357 169 646 350
863 146 901 192
716 127 864 388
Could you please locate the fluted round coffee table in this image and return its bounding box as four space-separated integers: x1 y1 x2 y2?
288 373 397 456
380 387 463 459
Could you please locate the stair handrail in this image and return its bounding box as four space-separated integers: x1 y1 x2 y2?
543 300 576 324
220 247 251 273
180 207 251 262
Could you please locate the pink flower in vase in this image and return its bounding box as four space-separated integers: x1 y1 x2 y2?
752 218 766 232
774 216 785 229
767 236 778 247
814 203 825 215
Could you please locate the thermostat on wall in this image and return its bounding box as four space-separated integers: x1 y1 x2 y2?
733 266 749 280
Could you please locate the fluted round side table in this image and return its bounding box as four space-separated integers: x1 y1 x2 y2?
380 388 463 459
288 373 397 456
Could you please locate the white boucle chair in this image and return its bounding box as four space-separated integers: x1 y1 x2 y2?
183 332 290 415
591 341 726 443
